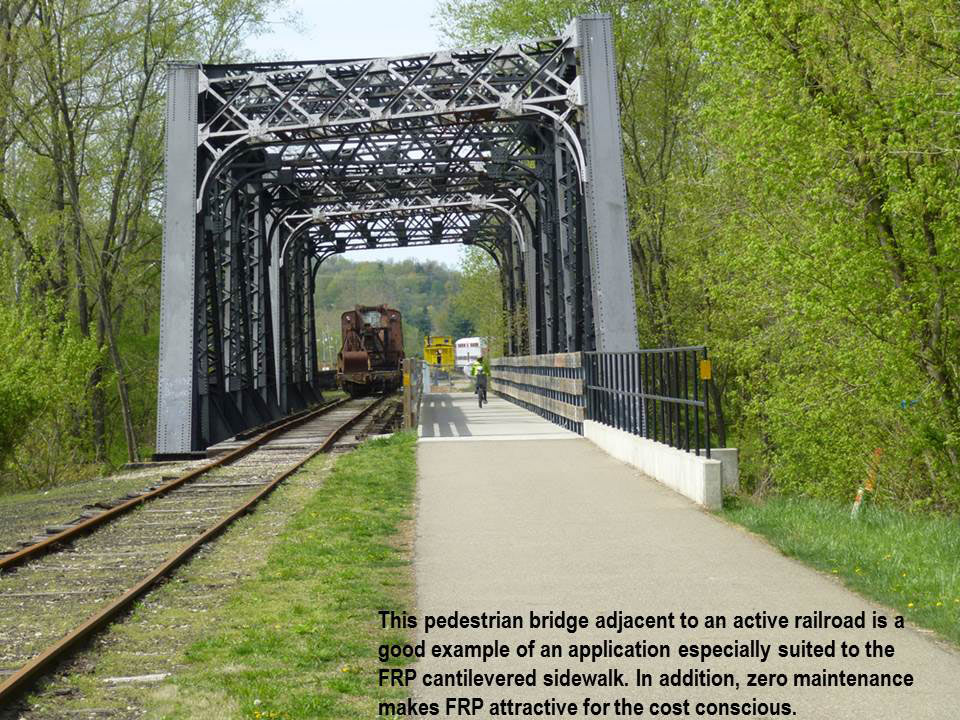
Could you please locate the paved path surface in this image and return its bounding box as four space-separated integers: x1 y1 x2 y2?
414 395 960 719
419 392 578 441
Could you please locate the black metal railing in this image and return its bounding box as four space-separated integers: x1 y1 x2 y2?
583 347 712 457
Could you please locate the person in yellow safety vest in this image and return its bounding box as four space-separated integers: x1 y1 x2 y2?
471 357 489 384
473 363 488 406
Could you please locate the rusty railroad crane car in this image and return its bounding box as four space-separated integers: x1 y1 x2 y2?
337 305 404 396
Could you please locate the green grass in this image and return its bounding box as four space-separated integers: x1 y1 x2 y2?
722 495 960 645
151 431 417 720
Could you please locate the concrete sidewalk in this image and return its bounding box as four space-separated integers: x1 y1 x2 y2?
415 428 960 718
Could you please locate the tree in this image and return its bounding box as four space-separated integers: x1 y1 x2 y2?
0 0 287 485
12 0 282 463
439 0 960 507
0 302 97 488
451 247 508 354
693 0 960 503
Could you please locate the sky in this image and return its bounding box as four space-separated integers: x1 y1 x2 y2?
246 0 466 269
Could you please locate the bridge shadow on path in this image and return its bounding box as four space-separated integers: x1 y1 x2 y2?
418 393 578 441
419 394 471 438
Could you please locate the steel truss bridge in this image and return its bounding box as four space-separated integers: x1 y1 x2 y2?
157 14 639 454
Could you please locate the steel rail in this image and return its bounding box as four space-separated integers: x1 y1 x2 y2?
0 394 387 707
0 396 349 572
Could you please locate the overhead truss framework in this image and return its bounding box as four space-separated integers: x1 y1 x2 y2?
157 14 638 454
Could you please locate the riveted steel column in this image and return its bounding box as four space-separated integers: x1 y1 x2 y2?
524 199 540 353
156 63 200 455
574 15 639 353
269 214 282 405
554 127 577 351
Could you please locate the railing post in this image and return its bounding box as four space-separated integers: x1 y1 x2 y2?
703 347 711 459
402 358 423 430
683 352 690 450
642 352 649 439
613 353 623 430
673 350 681 451
603 353 610 425
403 358 411 429
693 350 701 456
580 352 593 420
617 353 630 430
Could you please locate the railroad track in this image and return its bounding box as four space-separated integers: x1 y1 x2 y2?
0 395 389 707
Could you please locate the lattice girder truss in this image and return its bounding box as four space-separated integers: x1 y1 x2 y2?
157 14 638 454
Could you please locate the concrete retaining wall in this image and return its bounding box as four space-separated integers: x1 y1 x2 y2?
584 420 735 510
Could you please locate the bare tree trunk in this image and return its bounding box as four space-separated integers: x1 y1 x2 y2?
91 316 107 460
71 211 105 459
97 277 138 462
50 130 69 321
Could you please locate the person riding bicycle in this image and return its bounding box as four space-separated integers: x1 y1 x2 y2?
474 366 488 407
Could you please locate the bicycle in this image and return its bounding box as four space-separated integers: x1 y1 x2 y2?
478 385 487 408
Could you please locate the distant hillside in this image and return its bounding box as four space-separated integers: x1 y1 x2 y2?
314 256 474 363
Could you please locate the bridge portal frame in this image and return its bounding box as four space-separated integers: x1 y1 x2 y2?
157 15 638 454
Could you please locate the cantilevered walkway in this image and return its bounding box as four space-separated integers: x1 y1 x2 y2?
414 392 960 719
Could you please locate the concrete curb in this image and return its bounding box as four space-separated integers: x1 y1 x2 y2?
583 420 738 510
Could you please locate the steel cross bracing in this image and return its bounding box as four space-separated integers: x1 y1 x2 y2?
157 14 639 454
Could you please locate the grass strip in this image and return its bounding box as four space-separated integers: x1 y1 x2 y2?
152 431 417 720
722 496 960 645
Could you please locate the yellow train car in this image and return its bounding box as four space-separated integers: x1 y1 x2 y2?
424 335 454 367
